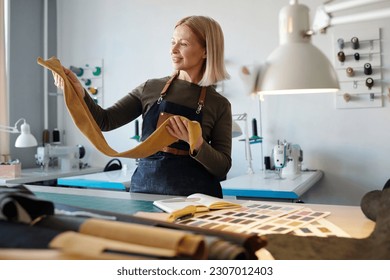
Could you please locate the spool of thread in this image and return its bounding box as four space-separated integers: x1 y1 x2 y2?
252 118 258 137
346 67 354 77
337 38 344 49
366 78 374 89
337 51 345 62
88 87 98 95
351 36 360 49
83 78 91 86
92 67 102 76
52 128 61 144
264 156 271 170
69 66 84 77
135 120 139 136
343 93 352 102
354 53 360 61
42 129 50 144
364 63 372 75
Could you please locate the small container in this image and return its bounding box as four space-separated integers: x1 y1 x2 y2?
0 163 22 178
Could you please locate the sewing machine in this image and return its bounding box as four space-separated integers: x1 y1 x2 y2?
272 140 303 177
35 144 85 171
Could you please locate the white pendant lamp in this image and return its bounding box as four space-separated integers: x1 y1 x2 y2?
258 0 339 95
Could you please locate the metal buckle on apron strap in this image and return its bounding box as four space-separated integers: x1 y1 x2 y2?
196 103 203 114
157 94 165 104
160 147 189 156
196 87 206 114
157 71 178 104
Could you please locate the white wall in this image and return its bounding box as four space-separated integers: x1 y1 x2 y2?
56 0 390 206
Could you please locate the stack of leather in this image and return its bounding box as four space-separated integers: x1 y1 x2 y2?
0 186 266 260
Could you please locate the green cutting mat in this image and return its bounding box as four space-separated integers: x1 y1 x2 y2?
34 192 161 215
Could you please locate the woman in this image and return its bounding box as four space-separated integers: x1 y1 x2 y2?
53 16 232 197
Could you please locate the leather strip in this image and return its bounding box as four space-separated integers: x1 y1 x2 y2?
37 57 202 158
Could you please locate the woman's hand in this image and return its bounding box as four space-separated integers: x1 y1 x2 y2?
52 67 85 98
166 116 203 152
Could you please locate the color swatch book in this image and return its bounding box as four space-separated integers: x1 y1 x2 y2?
292 218 350 237
153 193 241 213
240 207 331 235
176 201 335 236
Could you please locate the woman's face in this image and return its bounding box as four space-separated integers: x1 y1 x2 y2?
171 25 206 80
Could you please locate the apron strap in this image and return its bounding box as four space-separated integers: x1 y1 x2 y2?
157 71 179 104
196 87 206 114
157 70 207 114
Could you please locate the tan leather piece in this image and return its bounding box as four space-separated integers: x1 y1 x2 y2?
178 235 206 259
0 249 88 260
79 218 206 258
0 248 142 260
37 56 202 158
49 231 177 259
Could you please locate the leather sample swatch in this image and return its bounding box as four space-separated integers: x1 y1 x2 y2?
37 56 201 158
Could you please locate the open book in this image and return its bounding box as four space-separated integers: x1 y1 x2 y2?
153 193 241 213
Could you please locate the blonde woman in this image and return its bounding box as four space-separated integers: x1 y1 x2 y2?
53 16 232 197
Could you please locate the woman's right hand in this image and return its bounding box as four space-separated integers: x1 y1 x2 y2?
52 67 85 98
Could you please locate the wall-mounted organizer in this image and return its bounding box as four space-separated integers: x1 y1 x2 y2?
69 59 104 106
332 28 383 109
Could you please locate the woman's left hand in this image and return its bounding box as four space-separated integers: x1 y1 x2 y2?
166 116 203 151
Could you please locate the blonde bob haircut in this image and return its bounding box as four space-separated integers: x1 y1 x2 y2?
175 16 230 87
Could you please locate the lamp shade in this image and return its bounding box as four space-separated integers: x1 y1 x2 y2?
14 122 38 148
232 121 243 138
258 0 339 94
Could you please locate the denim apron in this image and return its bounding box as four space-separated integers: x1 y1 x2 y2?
130 73 223 197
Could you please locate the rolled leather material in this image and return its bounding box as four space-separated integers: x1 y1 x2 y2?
36 210 264 260
0 249 89 260
1 216 206 260
79 218 206 259
33 215 207 259
49 231 180 260
37 56 202 158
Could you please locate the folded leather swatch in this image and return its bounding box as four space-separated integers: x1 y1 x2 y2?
0 185 54 223
37 56 202 158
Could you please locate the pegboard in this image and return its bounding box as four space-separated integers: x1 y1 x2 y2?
332 28 383 109
69 59 104 106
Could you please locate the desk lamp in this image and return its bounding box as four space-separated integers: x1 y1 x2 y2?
0 118 38 148
232 113 254 174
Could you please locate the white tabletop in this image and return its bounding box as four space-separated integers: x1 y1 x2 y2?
25 184 374 239
221 170 323 200
0 166 103 185
57 169 134 190
15 168 323 201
